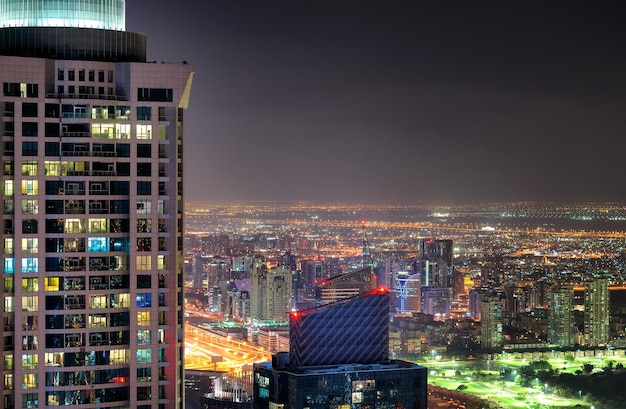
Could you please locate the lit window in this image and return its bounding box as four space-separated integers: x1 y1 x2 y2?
44 277 59 291
136 348 152 364
136 311 151 326
4 258 14 273
21 161 38 176
21 258 38 273
136 200 152 214
21 278 38 292
136 124 152 140
21 180 38 195
88 218 108 233
4 180 14 196
21 238 38 254
4 238 13 254
157 255 166 270
44 161 61 176
21 199 38 214
64 219 85 233
21 296 38 312
136 256 152 271
5 296 14 312
88 237 109 252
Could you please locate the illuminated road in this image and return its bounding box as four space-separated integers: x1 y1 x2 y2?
184 322 271 373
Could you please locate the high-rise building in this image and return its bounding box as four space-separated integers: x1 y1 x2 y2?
419 238 453 288
584 279 610 346
250 265 292 322
480 295 504 349
547 285 575 347
318 265 376 304
253 288 428 408
0 1 194 407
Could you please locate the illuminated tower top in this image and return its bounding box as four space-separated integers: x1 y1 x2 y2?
0 0 125 30
0 0 144 62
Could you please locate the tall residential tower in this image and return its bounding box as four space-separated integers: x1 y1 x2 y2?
0 1 194 408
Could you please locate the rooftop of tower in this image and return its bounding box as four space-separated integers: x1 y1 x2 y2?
0 0 145 62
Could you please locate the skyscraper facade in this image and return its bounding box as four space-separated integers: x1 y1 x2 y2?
0 1 194 408
419 238 453 288
480 295 503 349
584 279 610 346
250 265 293 322
546 285 574 347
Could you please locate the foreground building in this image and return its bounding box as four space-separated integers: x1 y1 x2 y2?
0 1 194 407
253 288 428 408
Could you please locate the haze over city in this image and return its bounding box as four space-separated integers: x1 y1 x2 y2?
128 1 626 204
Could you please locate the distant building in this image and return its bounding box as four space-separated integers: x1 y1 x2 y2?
584 279 610 346
421 286 452 316
318 265 376 304
547 285 575 347
250 265 293 322
253 288 428 408
419 238 453 288
480 295 504 349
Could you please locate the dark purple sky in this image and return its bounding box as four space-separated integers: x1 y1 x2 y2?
127 1 626 204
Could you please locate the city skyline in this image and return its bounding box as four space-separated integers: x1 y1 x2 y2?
128 1 626 204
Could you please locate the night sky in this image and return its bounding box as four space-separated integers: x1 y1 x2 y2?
127 1 626 204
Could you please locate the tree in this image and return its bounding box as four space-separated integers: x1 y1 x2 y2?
582 363 594 374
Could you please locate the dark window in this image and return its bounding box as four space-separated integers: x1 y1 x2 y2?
98 86 104 95
88 70 95 81
45 142 60 156
3 82 19 96
45 219 63 233
116 144 130 157
68 70 75 81
45 123 60 137
110 181 130 195
21 142 38 156
68 85 75 94
22 122 38 136
26 84 38 98
98 70 105 82
110 200 129 214
57 85 64 95
22 102 37 117
137 88 173 102
45 181 63 195
137 163 151 177
137 144 151 158
137 106 151 120
45 104 59 118
22 219 38 234
5 123 14 137
107 70 113 82
45 200 64 214
58 69 64 81
78 70 85 81
137 181 151 195
116 162 130 176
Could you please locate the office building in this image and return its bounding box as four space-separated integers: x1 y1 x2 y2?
253 288 428 408
480 295 504 349
318 265 376 304
0 1 194 407
547 285 575 347
250 265 292 323
421 286 451 317
584 279 610 346
419 238 453 288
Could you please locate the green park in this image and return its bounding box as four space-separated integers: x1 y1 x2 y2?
412 349 626 409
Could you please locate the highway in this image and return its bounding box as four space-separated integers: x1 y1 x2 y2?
184 313 272 373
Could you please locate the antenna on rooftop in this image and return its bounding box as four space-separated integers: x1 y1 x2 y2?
362 221 374 268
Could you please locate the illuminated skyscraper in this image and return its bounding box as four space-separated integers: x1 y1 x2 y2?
547 285 574 347
584 279 610 346
419 238 453 288
250 265 292 322
480 295 503 349
0 1 194 407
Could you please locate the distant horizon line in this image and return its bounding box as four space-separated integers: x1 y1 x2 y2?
185 200 626 207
